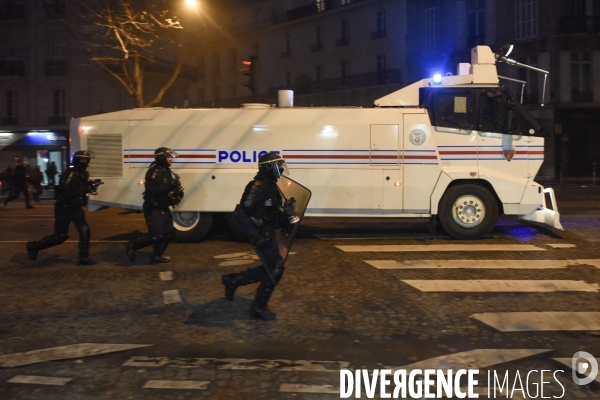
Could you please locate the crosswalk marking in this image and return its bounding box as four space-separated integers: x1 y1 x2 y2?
364 259 600 269
384 349 552 372
123 356 349 372
7 375 72 386
472 312 600 332
143 380 210 389
0 343 153 368
159 271 173 281
402 280 599 293
552 358 600 384
280 384 338 394
547 244 576 248
163 289 182 304
336 244 545 252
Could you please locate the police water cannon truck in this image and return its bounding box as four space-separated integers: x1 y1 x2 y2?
70 45 562 242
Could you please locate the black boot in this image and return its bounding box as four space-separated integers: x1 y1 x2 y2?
221 273 244 301
150 255 171 264
26 234 68 261
125 234 157 263
250 281 276 321
124 243 136 262
77 225 96 266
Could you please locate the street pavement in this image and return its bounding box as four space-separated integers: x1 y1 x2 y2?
0 186 599 399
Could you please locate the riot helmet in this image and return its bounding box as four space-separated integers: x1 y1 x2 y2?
72 150 92 170
154 147 178 168
258 152 289 180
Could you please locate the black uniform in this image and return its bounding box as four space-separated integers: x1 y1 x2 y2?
125 161 182 263
222 169 292 320
26 162 97 265
4 162 32 208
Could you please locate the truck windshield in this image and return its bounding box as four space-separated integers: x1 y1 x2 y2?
480 88 542 136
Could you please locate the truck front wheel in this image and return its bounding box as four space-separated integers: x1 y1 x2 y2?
438 184 499 240
172 211 213 242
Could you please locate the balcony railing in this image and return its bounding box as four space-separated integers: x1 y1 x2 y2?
272 0 368 25
371 30 386 39
336 37 349 47
311 43 323 52
270 69 402 96
46 60 67 76
571 91 593 102
47 116 66 125
0 4 26 20
106 58 198 81
0 60 25 76
1 117 18 125
560 16 600 33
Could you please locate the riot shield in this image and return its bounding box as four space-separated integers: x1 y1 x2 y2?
276 176 312 263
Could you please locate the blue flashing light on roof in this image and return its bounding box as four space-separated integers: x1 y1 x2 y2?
433 73 442 84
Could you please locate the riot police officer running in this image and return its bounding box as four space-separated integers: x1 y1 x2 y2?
124 147 183 264
26 151 100 265
221 152 297 321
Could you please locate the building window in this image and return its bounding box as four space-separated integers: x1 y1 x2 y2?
316 0 325 13
376 54 386 83
3 90 18 125
46 31 67 76
515 0 538 40
337 20 349 46
571 52 592 102
282 34 291 58
312 26 323 51
421 8 438 55
467 0 485 48
373 10 387 39
49 89 66 125
341 61 349 85
519 55 539 104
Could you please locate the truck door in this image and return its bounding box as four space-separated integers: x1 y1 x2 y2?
402 113 440 213
370 124 401 213
477 89 530 204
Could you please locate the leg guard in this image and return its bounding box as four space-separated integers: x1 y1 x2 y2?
150 232 173 264
26 234 69 261
78 224 91 258
250 280 276 321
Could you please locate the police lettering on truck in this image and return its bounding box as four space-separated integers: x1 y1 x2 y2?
70 45 563 242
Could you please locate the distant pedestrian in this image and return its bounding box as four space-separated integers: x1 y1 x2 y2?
4 161 33 209
26 151 101 265
124 147 184 264
1 165 13 195
31 166 44 201
46 161 58 187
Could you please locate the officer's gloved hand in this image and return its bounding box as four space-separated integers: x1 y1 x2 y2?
284 197 296 216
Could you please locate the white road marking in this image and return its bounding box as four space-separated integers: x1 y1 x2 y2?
384 349 552 372
280 383 338 393
552 358 600 384
219 260 255 266
143 380 210 390
402 280 599 292
472 312 600 332
123 356 349 372
163 289 182 304
0 343 153 367
336 244 545 252
214 252 255 259
547 244 576 248
364 259 598 269
159 271 173 281
8 375 72 386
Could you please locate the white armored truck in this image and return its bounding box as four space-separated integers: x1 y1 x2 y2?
70 45 563 241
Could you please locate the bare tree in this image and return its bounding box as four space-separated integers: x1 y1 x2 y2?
66 0 187 108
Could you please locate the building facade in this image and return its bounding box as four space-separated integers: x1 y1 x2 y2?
0 0 197 178
407 0 600 180
196 0 407 108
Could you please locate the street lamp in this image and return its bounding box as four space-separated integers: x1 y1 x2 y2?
185 0 198 7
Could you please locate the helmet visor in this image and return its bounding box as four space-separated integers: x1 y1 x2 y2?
274 160 289 178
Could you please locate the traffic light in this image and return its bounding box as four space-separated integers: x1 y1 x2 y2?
240 56 257 92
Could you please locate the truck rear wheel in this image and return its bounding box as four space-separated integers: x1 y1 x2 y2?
172 211 213 242
438 183 499 240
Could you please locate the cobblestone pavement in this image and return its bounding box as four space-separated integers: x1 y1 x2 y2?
0 186 599 399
